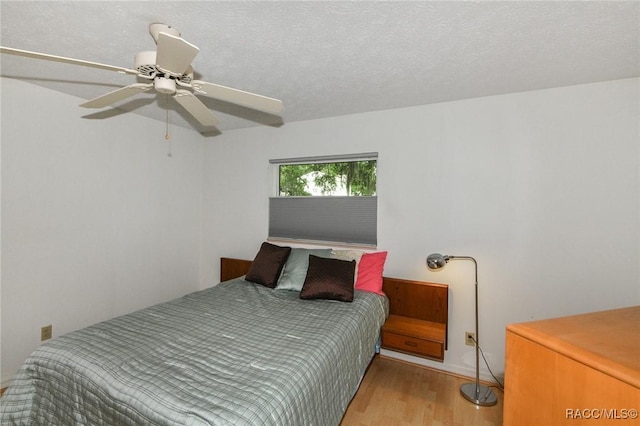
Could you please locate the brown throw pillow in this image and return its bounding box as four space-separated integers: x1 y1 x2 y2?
245 242 291 288
300 255 356 302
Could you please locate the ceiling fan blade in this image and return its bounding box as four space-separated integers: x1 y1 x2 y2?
155 32 199 76
173 90 219 127
191 80 284 115
0 46 140 75
80 83 153 108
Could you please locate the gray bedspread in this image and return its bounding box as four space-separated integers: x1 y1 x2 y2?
0 278 388 425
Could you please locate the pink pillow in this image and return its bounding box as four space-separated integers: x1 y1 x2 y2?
355 251 387 295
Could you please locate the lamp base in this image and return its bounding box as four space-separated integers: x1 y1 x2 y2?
460 382 498 406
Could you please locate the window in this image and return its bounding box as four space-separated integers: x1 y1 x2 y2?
269 153 378 246
278 159 376 196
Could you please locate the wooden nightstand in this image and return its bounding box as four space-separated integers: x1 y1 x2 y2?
381 277 448 362
382 315 446 361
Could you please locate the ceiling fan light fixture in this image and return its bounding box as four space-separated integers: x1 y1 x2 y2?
154 77 176 94
0 22 284 132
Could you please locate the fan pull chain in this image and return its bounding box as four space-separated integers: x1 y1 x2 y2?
165 98 170 140
165 95 173 157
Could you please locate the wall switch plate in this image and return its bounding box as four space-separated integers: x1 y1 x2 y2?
41 325 52 341
465 332 475 346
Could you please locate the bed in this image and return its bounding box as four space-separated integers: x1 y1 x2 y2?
0 246 445 425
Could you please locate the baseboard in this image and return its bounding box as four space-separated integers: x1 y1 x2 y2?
379 348 504 387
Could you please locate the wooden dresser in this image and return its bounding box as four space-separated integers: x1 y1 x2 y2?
504 306 640 425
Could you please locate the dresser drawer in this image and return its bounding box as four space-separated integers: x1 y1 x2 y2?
382 331 444 360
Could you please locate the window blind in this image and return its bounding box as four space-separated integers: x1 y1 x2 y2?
268 196 377 246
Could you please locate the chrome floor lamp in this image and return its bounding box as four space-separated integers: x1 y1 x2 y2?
426 253 498 406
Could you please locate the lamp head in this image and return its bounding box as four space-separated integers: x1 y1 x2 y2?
426 253 450 270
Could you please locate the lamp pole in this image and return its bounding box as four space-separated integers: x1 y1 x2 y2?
426 253 497 406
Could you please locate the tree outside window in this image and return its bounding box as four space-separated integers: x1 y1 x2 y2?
278 160 376 196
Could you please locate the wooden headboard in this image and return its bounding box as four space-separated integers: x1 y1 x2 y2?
220 257 449 354
220 257 253 282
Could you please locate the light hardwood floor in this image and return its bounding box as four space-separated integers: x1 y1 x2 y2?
342 356 503 426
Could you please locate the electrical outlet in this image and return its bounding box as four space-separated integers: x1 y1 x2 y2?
465 332 475 346
41 325 52 341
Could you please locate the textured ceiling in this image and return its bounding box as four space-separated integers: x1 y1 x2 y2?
1 1 639 135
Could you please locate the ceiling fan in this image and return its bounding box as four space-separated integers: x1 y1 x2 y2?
0 23 284 129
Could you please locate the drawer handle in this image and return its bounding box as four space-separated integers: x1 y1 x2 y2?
404 341 418 347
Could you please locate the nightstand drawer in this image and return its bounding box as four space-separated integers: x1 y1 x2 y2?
382 331 444 360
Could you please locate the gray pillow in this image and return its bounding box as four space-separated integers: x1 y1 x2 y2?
275 248 332 291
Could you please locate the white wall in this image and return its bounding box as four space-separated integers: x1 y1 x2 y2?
202 78 640 380
1 78 204 386
2 77 638 388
